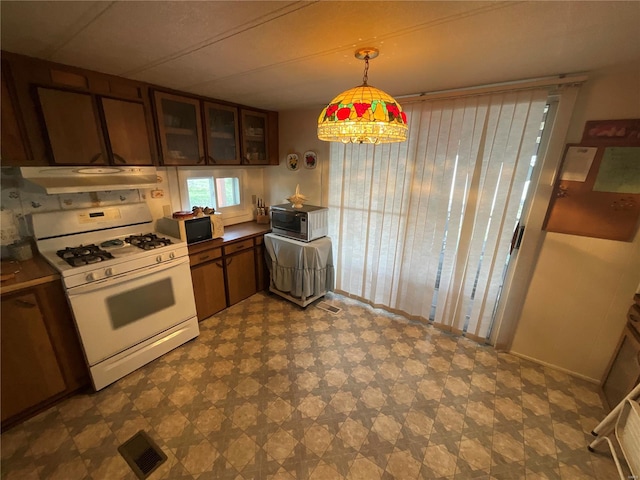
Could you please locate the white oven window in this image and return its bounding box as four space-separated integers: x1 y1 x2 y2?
107 278 176 328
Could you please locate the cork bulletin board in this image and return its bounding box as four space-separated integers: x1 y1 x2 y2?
543 119 640 242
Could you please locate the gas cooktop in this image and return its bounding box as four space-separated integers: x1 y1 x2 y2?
55 233 175 267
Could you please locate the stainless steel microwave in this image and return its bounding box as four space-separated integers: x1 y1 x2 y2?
270 204 328 242
156 213 224 245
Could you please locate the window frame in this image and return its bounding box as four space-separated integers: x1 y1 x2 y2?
177 167 247 217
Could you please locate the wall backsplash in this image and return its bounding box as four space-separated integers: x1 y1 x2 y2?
0 165 260 258
0 167 171 256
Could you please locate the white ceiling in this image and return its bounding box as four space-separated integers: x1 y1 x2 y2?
2 1 639 112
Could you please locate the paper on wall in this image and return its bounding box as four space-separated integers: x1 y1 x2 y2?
560 146 597 182
593 147 640 194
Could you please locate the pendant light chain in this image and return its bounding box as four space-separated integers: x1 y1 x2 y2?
362 55 370 85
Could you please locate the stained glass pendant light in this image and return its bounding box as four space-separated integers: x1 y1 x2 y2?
318 47 408 144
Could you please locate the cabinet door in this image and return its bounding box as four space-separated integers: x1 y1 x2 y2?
204 102 240 164
191 259 227 320
240 109 269 165
226 249 257 305
1 292 67 423
154 91 204 165
36 87 106 164
1 64 30 164
101 97 154 165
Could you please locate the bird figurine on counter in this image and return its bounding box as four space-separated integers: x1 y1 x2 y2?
287 184 307 209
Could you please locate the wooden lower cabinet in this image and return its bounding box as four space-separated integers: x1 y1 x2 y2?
189 233 268 320
226 249 257 305
1 280 89 429
191 258 226 320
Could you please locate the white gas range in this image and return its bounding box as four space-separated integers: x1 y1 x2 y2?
32 203 199 391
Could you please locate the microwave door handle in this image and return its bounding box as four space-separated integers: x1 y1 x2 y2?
67 257 189 296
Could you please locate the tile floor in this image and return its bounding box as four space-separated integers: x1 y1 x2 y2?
1 292 621 480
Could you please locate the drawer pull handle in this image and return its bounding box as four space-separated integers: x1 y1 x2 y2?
200 255 210 261
226 257 233 266
215 261 223 268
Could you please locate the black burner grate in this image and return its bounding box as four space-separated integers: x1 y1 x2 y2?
56 245 114 267
124 233 173 250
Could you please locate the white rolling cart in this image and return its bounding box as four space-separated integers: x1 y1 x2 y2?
589 383 640 479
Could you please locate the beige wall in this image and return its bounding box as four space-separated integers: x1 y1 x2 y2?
510 64 640 382
264 108 330 208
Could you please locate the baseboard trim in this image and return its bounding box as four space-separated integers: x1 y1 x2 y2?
507 350 599 384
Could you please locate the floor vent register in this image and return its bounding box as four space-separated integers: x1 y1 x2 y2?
118 430 167 479
316 301 342 315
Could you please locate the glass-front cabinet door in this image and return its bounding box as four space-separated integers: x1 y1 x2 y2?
154 91 204 165
240 109 268 165
204 102 240 164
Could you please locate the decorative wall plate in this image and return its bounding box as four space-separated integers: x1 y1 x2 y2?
286 153 299 171
303 151 317 169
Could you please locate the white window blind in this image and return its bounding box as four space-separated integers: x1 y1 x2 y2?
328 88 548 341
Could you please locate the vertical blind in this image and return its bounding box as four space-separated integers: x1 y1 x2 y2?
328 88 548 342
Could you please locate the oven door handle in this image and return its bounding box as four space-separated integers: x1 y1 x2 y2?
67 257 190 296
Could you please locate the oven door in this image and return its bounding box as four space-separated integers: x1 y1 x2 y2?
66 257 197 365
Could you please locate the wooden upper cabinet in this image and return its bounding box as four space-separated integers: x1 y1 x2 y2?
240 109 269 165
203 102 240 164
36 87 154 166
101 97 153 165
37 87 106 165
1 64 30 164
154 91 205 165
2 52 278 167
153 92 279 167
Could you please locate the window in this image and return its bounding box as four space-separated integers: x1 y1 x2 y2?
186 177 216 209
215 177 240 208
185 176 240 210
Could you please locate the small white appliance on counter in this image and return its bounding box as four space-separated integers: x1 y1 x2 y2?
156 213 224 245
270 204 328 242
32 203 199 391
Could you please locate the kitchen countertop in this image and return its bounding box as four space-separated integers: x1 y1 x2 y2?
1 254 60 295
188 221 271 254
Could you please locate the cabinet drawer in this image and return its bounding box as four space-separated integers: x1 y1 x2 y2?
190 247 222 267
223 239 254 255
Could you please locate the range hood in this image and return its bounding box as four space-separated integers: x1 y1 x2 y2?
20 166 159 194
